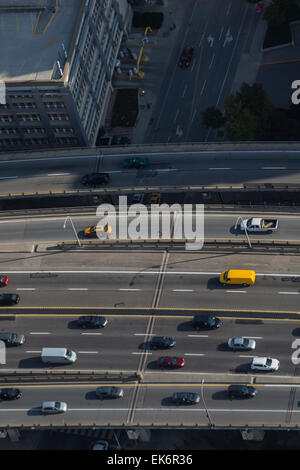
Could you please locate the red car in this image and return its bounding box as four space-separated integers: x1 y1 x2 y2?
0 275 9 287
179 46 194 68
157 356 185 369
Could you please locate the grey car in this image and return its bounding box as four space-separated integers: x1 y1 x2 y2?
227 337 256 350
0 333 25 346
95 386 124 399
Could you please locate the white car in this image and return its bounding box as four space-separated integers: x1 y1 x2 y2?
42 401 67 414
250 357 279 371
228 337 256 350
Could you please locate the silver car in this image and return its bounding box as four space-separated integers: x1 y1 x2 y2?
228 337 256 350
42 401 67 414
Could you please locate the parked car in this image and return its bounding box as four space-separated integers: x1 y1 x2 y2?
0 388 22 400
42 401 67 414
122 157 149 169
150 336 176 349
83 224 112 238
76 316 108 329
111 135 131 145
227 385 257 399
0 276 9 287
90 440 109 450
192 315 222 330
250 357 279 371
95 386 124 399
0 294 20 305
227 337 256 350
81 173 110 186
0 333 25 346
171 392 200 405
157 356 185 368
179 46 194 67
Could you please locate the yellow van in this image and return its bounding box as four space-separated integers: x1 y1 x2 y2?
219 269 256 286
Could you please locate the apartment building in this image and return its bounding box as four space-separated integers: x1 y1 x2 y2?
0 0 132 151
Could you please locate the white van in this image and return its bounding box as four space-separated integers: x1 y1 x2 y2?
41 348 77 364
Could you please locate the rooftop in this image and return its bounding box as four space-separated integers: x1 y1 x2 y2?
0 0 82 83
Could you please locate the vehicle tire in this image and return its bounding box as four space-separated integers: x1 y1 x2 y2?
242 284 249 287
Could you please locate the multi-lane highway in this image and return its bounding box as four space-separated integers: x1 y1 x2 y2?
1 151 300 194
0 212 299 243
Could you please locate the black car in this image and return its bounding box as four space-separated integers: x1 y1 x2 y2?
0 388 22 400
227 385 257 399
0 294 20 306
0 333 25 346
171 392 200 405
150 336 176 349
81 173 110 186
76 316 108 329
95 386 124 399
192 315 222 330
111 135 131 145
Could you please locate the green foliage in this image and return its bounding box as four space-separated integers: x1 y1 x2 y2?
202 107 225 129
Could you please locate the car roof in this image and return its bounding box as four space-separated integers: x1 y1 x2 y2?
252 357 267 365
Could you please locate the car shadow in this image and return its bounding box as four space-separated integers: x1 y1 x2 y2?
292 327 300 336
84 391 99 401
216 343 230 352
161 397 174 407
234 363 251 373
177 321 194 332
229 225 241 236
18 357 75 368
139 342 151 351
207 277 223 290
68 320 80 330
27 407 43 415
211 390 229 400
147 360 160 370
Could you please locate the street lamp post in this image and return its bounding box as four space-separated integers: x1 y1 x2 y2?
201 379 214 428
234 215 252 249
63 216 81 247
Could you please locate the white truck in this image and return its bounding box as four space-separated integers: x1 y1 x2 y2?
240 217 278 233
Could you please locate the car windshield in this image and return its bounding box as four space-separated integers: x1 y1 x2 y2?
246 219 253 227
207 317 215 326
66 349 73 359
243 339 250 347
266 358 272 367
171 358 178 364
10 334 17 342
54 402 60 408
0 276 5 282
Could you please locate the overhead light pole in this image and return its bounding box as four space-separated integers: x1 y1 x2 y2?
63 216 81 247
235 215 252 249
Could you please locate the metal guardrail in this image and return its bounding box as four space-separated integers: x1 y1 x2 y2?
0 370 142 383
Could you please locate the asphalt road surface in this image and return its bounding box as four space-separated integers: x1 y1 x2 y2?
1 151 300 193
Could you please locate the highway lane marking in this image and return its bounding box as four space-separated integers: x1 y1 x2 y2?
16 288 36 291
0 176 18 180
200 80 206 96
119 289 141 292
25 350 41 353
1 408 299 413
173 289 194 292
47 173 70 176
184 353 205 356
173 109 179 123
188 335 208 337
132 352 152 355
262 167 286 170
278 292 299 295
182 85 187 97
226 290 246 293
81 333 102 335
209 53 215 70
242 336 263 339
134 334 155 336
0 383 294 389
238 355 257 358
208 168 231 170
78 351 98 354
29 332 51 335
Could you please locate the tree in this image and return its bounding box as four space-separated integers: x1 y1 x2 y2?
202 107 225 129
263 2 287 27
224 83 274 141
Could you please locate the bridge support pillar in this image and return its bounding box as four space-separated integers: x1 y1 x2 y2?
241 429 265 441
